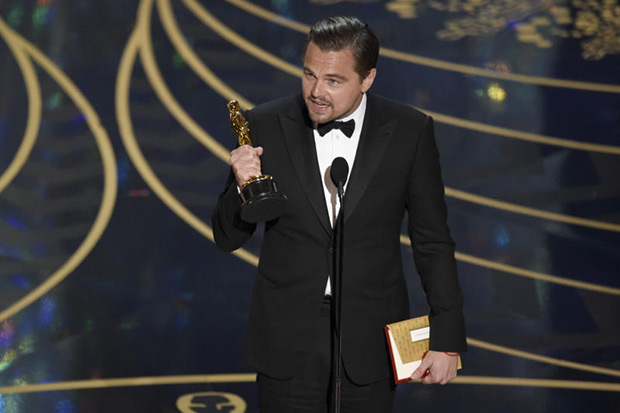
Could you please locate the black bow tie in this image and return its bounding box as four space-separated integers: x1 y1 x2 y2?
317 119 355 138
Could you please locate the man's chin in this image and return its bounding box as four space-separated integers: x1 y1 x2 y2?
308 111 334 125
305 103 333 124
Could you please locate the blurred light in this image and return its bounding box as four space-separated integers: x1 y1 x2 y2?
11 378 27 386
55 399 76 413
12 275 32 290
32 6 50 29
0 348 18 372
0 321 15 348
172 52 184 68
0 393 23 413
485 61 511 73
2 349 16 363
487 83 507 102
39 297 56 328
70 113 87 125
117 156 130 186
0 244 32 261
128 189 150 197
5 217 28 231
18 336 35 355
7 7 24 28
273 0 291 14
0 360 12 373
46 92 62 110
494 226 510 247
120 319 138 330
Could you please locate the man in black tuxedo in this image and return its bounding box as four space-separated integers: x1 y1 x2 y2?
213 16 466 412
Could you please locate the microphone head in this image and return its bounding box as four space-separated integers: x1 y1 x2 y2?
330 157 349 187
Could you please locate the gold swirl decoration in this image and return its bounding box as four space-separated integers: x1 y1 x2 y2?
383 0 620 61
0 374 257 395
0 19 41 194
1 372 620 394
400 235 620 296
115 0 257 267
227 0 620 93
0 18 117 323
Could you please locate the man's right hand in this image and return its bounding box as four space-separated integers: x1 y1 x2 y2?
230 145 264 188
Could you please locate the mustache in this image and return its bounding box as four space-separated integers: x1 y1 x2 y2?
308 97 331 106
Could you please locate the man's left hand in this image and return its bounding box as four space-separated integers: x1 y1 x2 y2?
409 351 458 385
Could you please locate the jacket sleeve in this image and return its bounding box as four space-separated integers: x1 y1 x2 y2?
211 169 256 252
407 115 467 353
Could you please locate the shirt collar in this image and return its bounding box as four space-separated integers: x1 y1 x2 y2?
339 93 367 127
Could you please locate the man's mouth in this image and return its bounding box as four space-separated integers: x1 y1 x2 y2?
310 99 330 110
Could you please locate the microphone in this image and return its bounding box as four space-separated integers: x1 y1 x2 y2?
330 157 349 195
329 156 349 413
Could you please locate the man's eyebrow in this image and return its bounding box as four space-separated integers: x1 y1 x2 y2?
326 74 347 81
302 67 347 80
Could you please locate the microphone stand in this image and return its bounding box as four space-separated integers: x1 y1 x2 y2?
333 181 345 413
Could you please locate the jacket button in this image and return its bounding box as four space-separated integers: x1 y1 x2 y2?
328 247 334 254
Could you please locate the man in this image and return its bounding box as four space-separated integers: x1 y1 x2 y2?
213 16 466 412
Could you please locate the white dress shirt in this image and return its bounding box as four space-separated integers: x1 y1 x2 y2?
313 94 367 295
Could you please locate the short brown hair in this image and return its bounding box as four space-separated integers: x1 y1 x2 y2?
303 16 379 79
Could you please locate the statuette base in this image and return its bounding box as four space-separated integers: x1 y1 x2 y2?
240 177 288 223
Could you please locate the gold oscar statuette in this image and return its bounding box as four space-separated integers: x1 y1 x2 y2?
227 100 288 223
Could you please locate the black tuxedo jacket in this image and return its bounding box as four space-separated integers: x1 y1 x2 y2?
213 93 466 385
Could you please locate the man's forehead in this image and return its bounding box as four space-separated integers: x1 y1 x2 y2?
303 44 356 69
305 41 354 56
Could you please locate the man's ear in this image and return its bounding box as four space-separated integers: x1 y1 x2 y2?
361 68 377 93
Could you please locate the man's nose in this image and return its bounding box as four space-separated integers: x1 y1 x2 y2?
311 80 324 97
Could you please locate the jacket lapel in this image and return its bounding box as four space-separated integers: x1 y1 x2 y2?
344 94 397 223
279 95 332 234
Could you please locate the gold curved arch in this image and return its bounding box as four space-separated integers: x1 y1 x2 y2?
451 376 620 391
0 373 618 394
445 187 620 233
399 236 620 296
467 338 620 379
0 19 42 194
150 0 620 380
115 0 257 267
223 0 620 94
156 0 253 115
0 374 257 395
456 250 620 296
182 0 620 157
424 110 620 155
183 0 302 79
0 19 117 323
